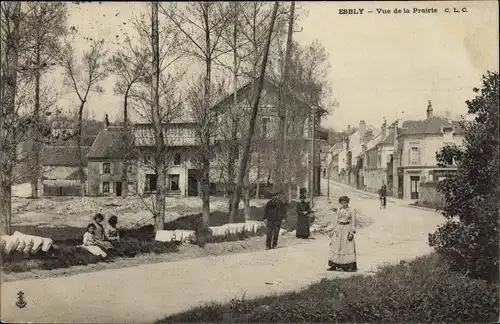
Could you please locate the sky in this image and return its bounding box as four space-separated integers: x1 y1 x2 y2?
51 1 499 131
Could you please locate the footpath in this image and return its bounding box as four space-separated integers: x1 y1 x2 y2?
1 183 444 323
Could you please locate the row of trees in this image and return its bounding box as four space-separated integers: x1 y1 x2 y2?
1 1 333 234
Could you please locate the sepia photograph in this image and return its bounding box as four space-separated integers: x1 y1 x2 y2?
1 1 499 323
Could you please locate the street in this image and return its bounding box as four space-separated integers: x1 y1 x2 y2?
1 180 444 323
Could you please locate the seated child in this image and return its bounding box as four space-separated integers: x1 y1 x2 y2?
82 224 108 259
105 215 120 241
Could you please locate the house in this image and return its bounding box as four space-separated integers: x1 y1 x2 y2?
394 101 464 200
361 120 400 193
86 123 200 197
40 145 90 196
86 127 137 197
211 77 327 196
324 142 343 180
134 122 200 197
345 120 380 188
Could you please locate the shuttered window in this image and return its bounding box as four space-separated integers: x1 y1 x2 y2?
409 147 419 165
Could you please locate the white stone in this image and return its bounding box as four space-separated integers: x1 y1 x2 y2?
155 230 176 242
3 236 20 254
41 238 54 252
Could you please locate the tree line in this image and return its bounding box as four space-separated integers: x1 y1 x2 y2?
0 1 334 235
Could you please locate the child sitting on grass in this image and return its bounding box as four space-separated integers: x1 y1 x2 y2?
82 224 111 262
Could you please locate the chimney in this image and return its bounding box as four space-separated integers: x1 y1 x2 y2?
381 119 387 138
347 124 351 135
426 100 433 119
359 120 366 143
105 114 110 128
365 129 374 142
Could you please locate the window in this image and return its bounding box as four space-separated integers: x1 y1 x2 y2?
103 163 111 174
103 181 110 193
145 174 158 192
442 127 453 143
174 152 181 165
262 117 269 137
410 147 419 165
168 174 180 191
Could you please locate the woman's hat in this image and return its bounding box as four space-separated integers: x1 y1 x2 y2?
338 196 350 203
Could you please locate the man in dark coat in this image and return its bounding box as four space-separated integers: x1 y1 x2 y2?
263 190 286 249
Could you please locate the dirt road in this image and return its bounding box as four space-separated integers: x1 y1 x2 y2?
1 180 444 323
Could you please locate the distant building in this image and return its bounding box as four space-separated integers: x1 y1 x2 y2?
40 145 90 196
394 101 464 200
86 123 199 197
361 120 400 193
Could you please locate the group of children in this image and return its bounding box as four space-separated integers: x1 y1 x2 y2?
82 213 120 261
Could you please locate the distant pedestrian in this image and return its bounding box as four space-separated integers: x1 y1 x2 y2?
263 190 286 250
379 184 387 209
328 195 357 272
295 192 312 239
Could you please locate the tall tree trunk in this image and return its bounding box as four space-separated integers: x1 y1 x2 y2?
151 1 166 230
30 46 42 199
200 3 212 227
78 103 85 197
255 154 261 199
243 155 251 220
121 87 131 198
227 4 239 221
274 1 295 193
0 2 21 235
229 2 279 221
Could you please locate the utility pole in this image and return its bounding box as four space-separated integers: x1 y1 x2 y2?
310 103 316 207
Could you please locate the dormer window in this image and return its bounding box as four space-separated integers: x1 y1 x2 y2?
442 126 454 143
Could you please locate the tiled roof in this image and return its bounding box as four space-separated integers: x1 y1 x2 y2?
212 77 328 115
400 117 464 136
87 128 134 159
41 146 90 166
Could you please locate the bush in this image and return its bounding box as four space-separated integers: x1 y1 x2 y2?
158 254 499 323
430 71 499 282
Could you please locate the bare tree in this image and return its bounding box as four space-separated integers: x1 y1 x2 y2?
109 29 148 198
228 1 279 222
22 2 68 199
122 3 185 230
160 2 233 227
272 1 296 197
61 39 109 197
1 2 33 234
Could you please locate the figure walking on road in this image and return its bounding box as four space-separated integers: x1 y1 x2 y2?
263 190 287 250
296 191 313 239
379 183 387 209
328 195 357 272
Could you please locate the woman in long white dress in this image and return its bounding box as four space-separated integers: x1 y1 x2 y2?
328 196 357 272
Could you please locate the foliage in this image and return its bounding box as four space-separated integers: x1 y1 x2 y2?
435 143 463 167
430 71 499 282
158 254 499 323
